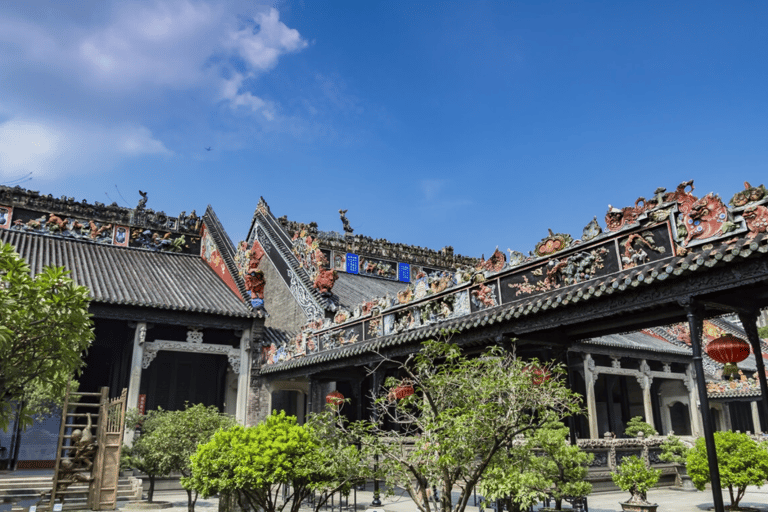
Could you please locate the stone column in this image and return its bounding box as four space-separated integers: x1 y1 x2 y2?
583 354 599 439
235 328 251 425
125 322 146 445
685 365 702 436
638 360 654 429
751 401 762 434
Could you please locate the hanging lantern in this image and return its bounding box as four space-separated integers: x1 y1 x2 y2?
706 334 750 379
523 364 550 385
326 390 344 407
391 383 415 400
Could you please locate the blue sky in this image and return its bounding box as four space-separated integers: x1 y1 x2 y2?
0 1 766 259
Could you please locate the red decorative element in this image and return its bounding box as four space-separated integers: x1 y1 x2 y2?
523 365 550 385
326 390 344 407
605 198 648 232
476 247 506 272
534 229 573 257
706 335 750 365
471 284 496 308
743 204 768 238
138 394 147 415
245 241 266 299
681 192 729 246
314 268 338 294
389 383 415 400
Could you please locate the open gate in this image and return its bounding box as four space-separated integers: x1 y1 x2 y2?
47 385 127 511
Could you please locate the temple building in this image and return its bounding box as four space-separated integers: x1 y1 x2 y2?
2 179 768 469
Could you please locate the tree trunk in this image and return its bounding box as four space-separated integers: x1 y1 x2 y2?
147 475 156 502
10 400 24 470
186 487 197 512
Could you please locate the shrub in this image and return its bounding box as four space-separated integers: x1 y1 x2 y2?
659 434 690 465
686 431 768 508
624 416 657 438
611 455 660 505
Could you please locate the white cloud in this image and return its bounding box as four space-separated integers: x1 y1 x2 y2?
228 8 308 72
0 118 171 181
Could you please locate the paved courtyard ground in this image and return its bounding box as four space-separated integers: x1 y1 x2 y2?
128 484 768 512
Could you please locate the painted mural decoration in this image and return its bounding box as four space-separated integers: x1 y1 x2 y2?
471 283 498 310
242 240 266 308
292 229 337 294
10 210 117 244
200 225 240 298
359 255 397 279
131 228 188 252
619 229 667 270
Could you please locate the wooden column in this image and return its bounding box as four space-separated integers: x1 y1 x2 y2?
684 300 724 512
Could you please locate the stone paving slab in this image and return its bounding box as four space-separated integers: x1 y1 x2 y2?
128 485 768 512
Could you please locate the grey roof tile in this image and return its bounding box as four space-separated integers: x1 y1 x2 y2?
1 229 253 318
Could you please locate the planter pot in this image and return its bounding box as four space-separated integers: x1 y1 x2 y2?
674 465 696 491
619 502 658 512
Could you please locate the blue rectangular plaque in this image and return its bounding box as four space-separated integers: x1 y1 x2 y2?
398 262 410 282
346 253 359 274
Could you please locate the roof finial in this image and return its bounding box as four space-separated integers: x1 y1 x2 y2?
339 209 353 234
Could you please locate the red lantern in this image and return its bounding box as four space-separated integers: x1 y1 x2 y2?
326 390 344 407
393 384 415 400
523 365 550 385
706 334 750 379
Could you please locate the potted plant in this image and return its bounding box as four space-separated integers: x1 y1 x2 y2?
658 434 693 490
624 416 657 438
611 455 661 512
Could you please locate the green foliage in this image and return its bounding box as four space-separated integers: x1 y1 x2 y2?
686 431 768 508
658 434 690 466
127 404 234 509
624 416 657 438
185 411 362 512
0 241 94 430
478 421 592 512
758 325 768 340
611 456 661 505
340 339 583 512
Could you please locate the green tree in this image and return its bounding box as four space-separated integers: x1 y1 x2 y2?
124 409 170 502
624 416 657 438
477 421 592 512
0 241 94 430
185 411 364 512
686 431 768 508
341 340 582 512
529 421 593 510
157 404 236 512
611 455 661 505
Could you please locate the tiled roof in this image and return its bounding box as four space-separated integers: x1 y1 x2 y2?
1 229 254 318
331 272 408 310
262 230 768 374
580 331 691 355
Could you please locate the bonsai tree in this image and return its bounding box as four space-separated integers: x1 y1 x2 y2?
686 431 768 509
530 421 593 510
611 455 660 505
624 416 657 438
659 434 692 488
659 434 690 466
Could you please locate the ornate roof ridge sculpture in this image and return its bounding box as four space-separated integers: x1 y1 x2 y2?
276 214 479 269
260 179 768 370
0 185 203 255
